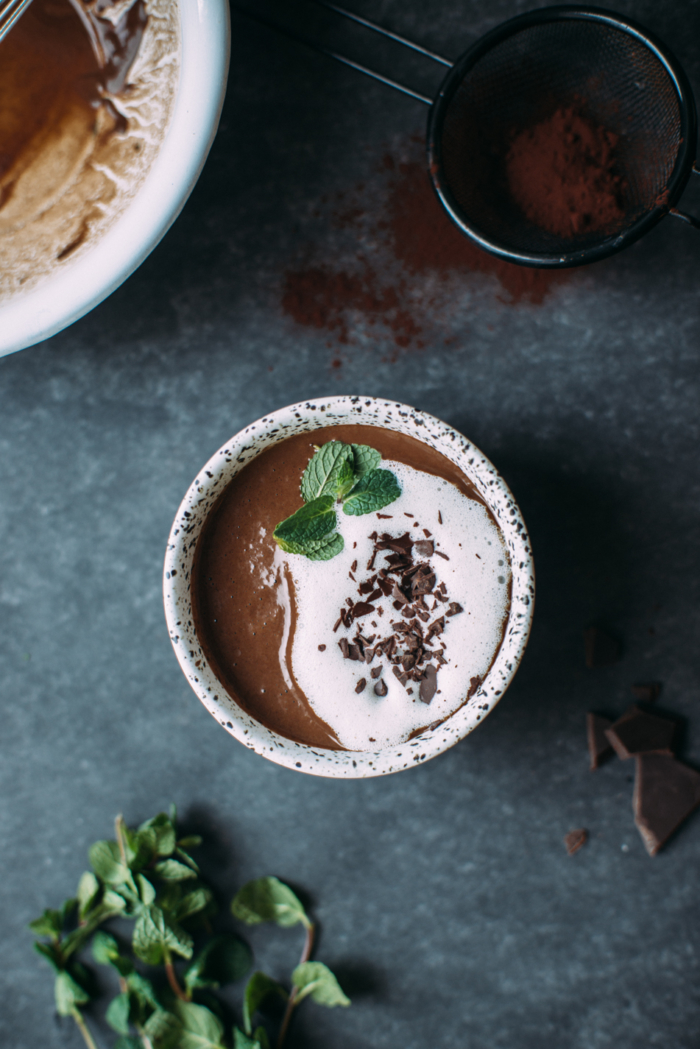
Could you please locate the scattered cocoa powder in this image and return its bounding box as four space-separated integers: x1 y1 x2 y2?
281 137 570 357
506 105 627 237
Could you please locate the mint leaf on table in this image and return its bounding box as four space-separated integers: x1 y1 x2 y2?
154 859 198 882
234 1028 268 1049
300 442 353 501
351 444 381 478
231 877 310 929
172 1000 226 1049
106 991 132 1035
143 1008 183 1049
291 962 350 1008
243 972 288 1035
342 469 402 516
54 971 90 1016
76 872 100 918
132 904 193 964
89 840 130 886
28 909 64 940
184 933 252 993
273 496 336 554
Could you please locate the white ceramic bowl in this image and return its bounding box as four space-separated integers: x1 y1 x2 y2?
163 397 535 778
0 0 230 358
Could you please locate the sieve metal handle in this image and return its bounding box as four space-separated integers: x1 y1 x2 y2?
668 164 700 231
232 1 452 105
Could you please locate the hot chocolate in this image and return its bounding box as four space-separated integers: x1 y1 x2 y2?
0 0 179 301
191 425 512 751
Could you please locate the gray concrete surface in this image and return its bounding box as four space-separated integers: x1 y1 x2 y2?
2 1 700 1046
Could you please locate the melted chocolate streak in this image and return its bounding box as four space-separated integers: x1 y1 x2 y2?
68 0 148 95
192 425 511 751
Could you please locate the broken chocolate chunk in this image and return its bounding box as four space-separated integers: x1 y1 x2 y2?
348 644 363 661
392 665 409 687
387 532 414 554
564 829 588 855
374 679 388 696
410 563 436 597
434 550 450 561
446 602 463 617
370 665 383 679
318 644 326 652
414 540 434 557
376 513 393 519
467 676 481 698
351 601 375 619
605 705 675 760
634 753 700 856
338 638 350 658
355 678 366 694
631 682 662 703
391 583 408 606
586 712 614 770
583 626 620 668
419 664 438 705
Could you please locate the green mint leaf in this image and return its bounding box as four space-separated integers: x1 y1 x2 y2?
139 813 177 858
89 840 130 886
334 458 356 500
28 909 63 939
76 872 100 918
54 971 90 1016
143 1008 183 1049
92 930 120 965
172 1000 226 1049
231 877 310 929
106 992 132 1035
34 941 63 972
177 836 202 851
171 887 213 923
126 971 159 1010
174 847 200 873
291 961 350 1008
233 1029 262 1049
342 469 401 516
351 444 381 478
243 972 288 1035
300 442 353 501
304 531 344 561
138 873 156 905
184 933 252 993
132 905 193 963
254 1027 271 1049
274 496 336 554
153 859 198 882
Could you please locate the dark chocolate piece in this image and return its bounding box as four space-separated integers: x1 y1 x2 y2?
410 564 436 597
634 754 700 856
370 665 382 679
583 626 620 668
351 560 358 573
586 712 614 770
564 829 588 855
467 676 481 698
318 644 326 652
422 529 432 537
348 644 363 661
446 602 463 616
419 664 438 705
374 679 388 697
338 638 350 658
351 601 375 619
376 513 393 519
414 540 434 557
631 682 662 704
438 511 443 524
605 705 675 760
434 550 450 561
392 665 409 687
355 678 366 694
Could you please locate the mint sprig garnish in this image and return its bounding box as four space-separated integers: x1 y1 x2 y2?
29 810 349 1049
274 440 401 560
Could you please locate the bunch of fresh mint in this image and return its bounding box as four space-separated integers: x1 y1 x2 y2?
273 440 401 560
29 809 349 1049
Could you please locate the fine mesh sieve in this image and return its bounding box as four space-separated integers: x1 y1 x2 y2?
237 2 700 268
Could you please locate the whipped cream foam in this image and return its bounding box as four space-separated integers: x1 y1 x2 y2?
285 460 511 750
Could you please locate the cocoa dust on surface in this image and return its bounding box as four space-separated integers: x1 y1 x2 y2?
281 140 571 362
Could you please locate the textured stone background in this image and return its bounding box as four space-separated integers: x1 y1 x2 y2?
2 1 700 1046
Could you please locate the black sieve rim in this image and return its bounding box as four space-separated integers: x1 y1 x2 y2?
427 5 698 269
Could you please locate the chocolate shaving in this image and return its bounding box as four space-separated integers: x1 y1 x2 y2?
467 676 481 698
414 540 434 557
352 601 375 619
446 602 463 616
370 665 383 679
351 560 358 573
392 665 409 687
338 638 350 658
318 644 326 652
438 511 443 524
434 550 450 561
374 678 388 697
419 664 438 704
423 529 432 537
564 829 588 855
355 678 366 694
376 513 393 519
333 617 342 633
368 588 383 603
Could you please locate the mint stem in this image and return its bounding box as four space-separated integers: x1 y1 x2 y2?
163 949 189 1002
114 814 128 866
276 922 315 1049
71 1008 99 1049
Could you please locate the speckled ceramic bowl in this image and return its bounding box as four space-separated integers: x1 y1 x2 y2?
163 396 535 778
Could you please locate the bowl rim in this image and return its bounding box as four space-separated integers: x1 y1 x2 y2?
0 0 231 358
163 396 535 779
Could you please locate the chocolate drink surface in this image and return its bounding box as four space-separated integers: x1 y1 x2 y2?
191 426 512 750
